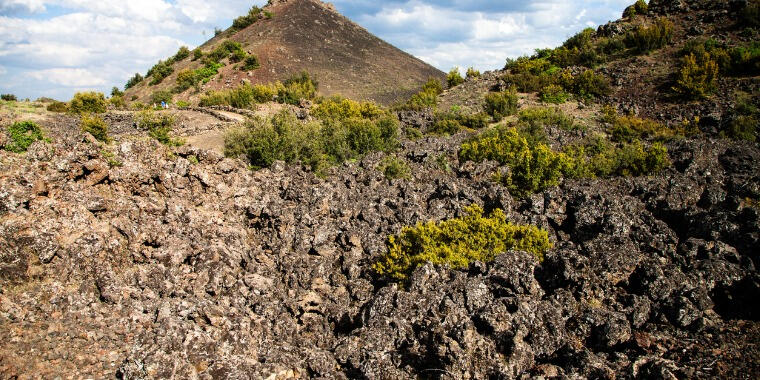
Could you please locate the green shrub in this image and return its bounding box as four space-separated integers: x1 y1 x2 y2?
147 60 174 86
1 94 17 101
561 69 611 99
172 46 191 62
206 40 244 64
519 107 576 131
625 17 674 54
374 204 552 283
501 72 557 93
175 62 224 92
242 55 260 71
466 67 481 79
741 0 760 28
109 95 126 109
2 121 46 153
539 84 569 104
623 0 649 18
722 93 758 141
176 100 190 109
110 87 124 97
46 101 68 113
672 52 719 99
232 6 264 30
429 119 463 135
192 48 203 61
137 110 182 146
447 68 464 87
80 114 110 142
484 88 518 121
405 127 423 140
728 42 760 76
312 97 386 121
69 92 107 114
151 90 173 105
278 71 318 105
378 156 411 180
125 73 144 90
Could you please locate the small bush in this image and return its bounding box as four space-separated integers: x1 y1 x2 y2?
378 156 411 180
2 121 46 153
137 110 182 146
109 95 126 109
562 69 611 99
672 52 719 99
111 87 124 98
399 78 444 111
232 6 265 30
69 92 107 114
125 73 144 90
1 94 17 101
46 101 68 113
147 60 174 86
278 71 318 105
374 204 552 283
539 84 569 104
151 90 173 105
192 48 203 61
206 40 244 64
242 55 260 71
80 114 110 142
312 97 386 121
447 68 464 87
484 88 518 121
501 72 557 93
723 93 758 141
466 67 481 79
172 46 191 62
176 100 190 109
623 0 649 18
625 17 674 54
519 107 577 131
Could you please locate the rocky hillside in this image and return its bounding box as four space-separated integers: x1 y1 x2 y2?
123 0 444 106
1 0 759 379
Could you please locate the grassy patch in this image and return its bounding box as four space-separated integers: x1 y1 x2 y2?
378 156 411 180
2 121 48 153
374 204 552 283
137 110 183 146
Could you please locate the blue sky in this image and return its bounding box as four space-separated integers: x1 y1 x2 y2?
0 0 633 100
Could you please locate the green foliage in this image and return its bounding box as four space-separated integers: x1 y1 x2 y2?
279 71 319 105
1 94 17 101
111 87 124 97
192 48 203 61
232 6 265 30
242 55 260 71
312 96 386 121
623 0 649 18
741 0 760 28
147 60 174 86
727 42 760 76
398 78 444 111
109 95 125 109
501 72 556 93
172 46 191 62
519 107 577 132
466 67 481 79
151 90 173 105
101 149 122 167
561 69 611 99
80 114 110 142
722 92 759 141
625 17 674 54
206 40 245 64
539 84 569 104
137 110 182 146
46 101 68 113
447 68 464 87
405 127 423 140
2 121 47 153
175 62 224 92
428 108 490 136
672 52 719 99
680 39 760 77
602 107 687 141
378 156 411 180
69 92 107 114
175 100 190 109
125 73 144 90
200 83 268 108
374 204 552 283
225 109 399 174
484 88 518 121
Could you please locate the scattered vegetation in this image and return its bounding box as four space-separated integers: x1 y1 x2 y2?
625 17 674 54
679 39 760 77
447 68 464 87
484 88 518 121
225 105 398 174
539 84 569 104
398 78 444 111
193 48 203 61
125 73 144 90
672 52 719 99
175 62 224 92
111 87 124 98
172 46 191 62
69 92 107 114
147 60 175 86
101 149 122 167
46 101 68 113
80 114 110 142
378 156 411 180
623 0 649 18
151 90 173 105
1 94 17 101
374 204 552 283
232 6 271 30
137 110 183 146
109 96 126 109
722 92 759 141
279 71 318 105
602 106 697 141
466 67 481 79
428 107 490 136
242 55 261 71
205 40 246 64
2 121 47 153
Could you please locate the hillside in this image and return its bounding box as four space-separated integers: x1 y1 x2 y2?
1 0 760 378
123 0 444 106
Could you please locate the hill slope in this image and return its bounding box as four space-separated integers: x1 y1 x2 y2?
124 0 444 105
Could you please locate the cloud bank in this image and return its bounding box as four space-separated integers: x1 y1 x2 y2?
0 0 632 100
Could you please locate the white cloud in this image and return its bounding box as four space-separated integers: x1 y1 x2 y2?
27 68 106 86
0 0 46 13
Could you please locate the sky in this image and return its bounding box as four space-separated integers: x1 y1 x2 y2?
0 0 633 101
